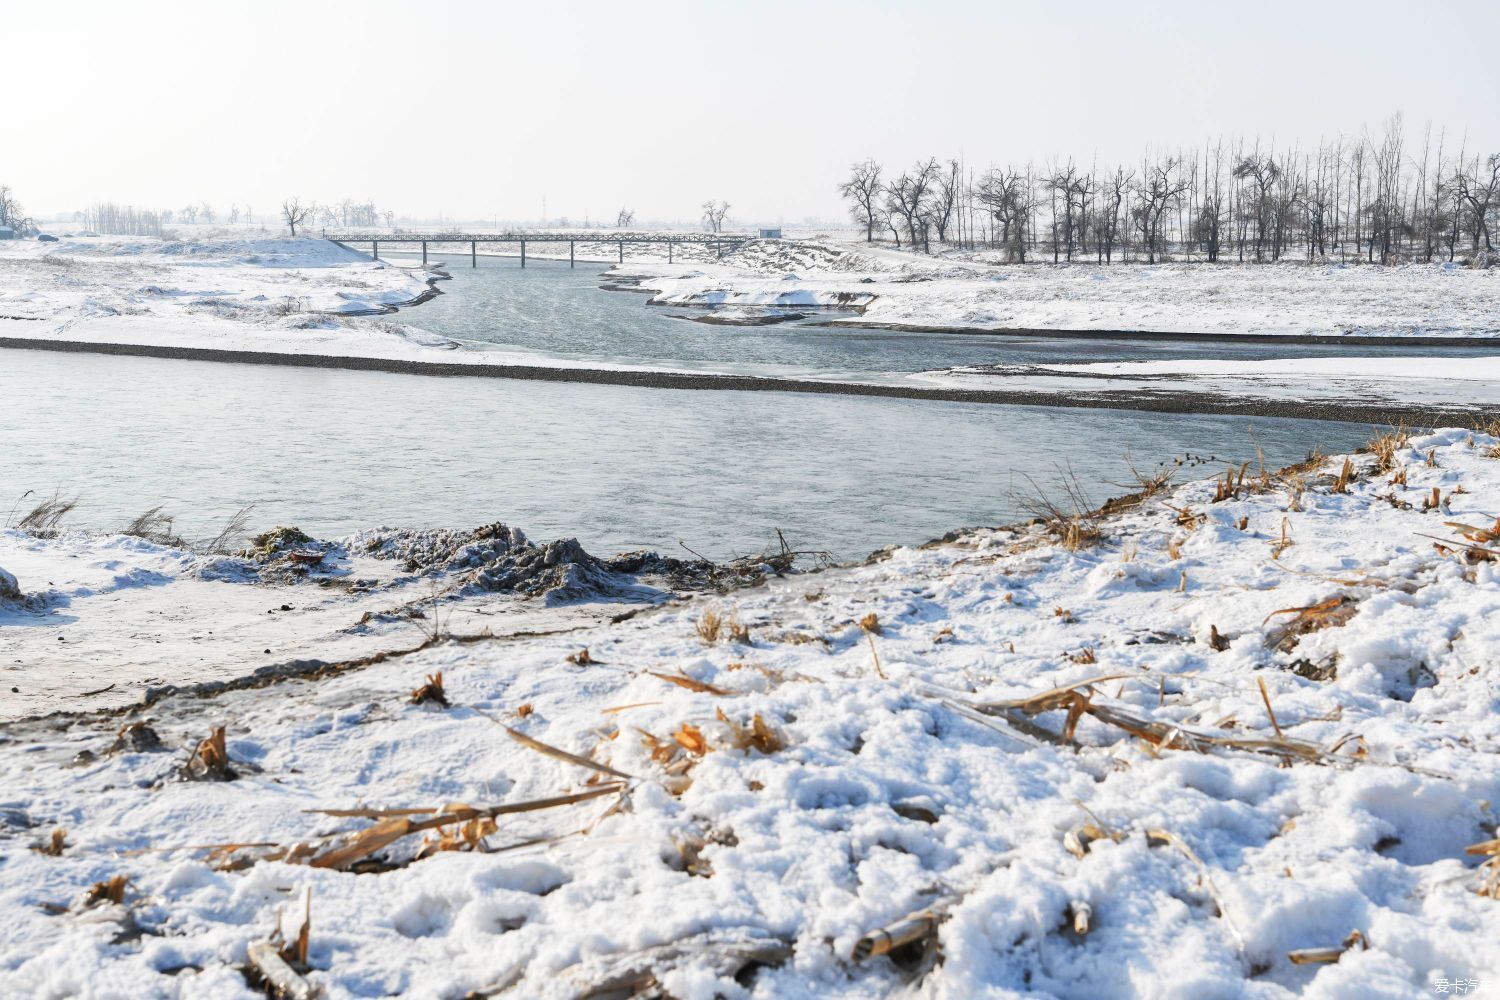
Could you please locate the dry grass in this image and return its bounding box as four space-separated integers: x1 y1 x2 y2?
1015 468 1102 551
1367 426 1410 472
566 648 598 666
696 607 725 644
1211 463 1251 503
727 615 752 645
858 613 882 635
16 490 78 537
1118 454 1176 498
123 506 186 548
204 503 257 554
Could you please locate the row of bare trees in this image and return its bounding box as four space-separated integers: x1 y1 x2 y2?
278 197 394 236
839 115 1500 265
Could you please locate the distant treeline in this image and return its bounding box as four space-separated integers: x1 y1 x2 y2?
76 199 392 237
839 114 1500 265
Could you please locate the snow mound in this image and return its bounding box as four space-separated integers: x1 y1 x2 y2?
0 565 18 600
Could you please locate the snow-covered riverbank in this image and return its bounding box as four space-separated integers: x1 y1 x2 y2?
4 427 1500 997
0 236 456 359
620 239 1500 341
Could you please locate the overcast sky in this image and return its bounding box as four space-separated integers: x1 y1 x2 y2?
10 0 1500 225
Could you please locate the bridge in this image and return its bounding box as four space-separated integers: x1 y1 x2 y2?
322 230 759 267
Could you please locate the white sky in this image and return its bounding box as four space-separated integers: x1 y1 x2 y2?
9 0 1500 225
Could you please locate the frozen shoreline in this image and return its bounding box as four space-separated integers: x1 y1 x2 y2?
618 239 1500 341
3 428 1500 996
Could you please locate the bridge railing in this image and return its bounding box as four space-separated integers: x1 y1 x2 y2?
322 231 758 243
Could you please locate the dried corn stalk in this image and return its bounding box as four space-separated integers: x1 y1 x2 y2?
1263 596 1358 651
715 707 785 754
183 726 236 780
409 672 448 707
649 671 729 695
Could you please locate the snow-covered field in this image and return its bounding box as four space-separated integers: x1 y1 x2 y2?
0 235 455 359
4 427 1500 997
624 240 1500 340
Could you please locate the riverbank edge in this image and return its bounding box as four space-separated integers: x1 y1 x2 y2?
597 272 1500 346
0 336 1480 426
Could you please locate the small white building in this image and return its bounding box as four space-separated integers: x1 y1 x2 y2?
0 227 14 240
758 227 782 239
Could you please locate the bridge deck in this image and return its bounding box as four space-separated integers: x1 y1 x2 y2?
323 232 755 244
324 230 758 267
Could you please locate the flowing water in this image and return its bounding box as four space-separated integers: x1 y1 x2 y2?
4 346 1367 560
11 254 1461 558
395 253 1490 380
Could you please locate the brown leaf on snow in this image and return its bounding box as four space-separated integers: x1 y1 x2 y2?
673 723 710 756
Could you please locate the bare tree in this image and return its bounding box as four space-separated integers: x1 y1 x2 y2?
885 158 939 251
931 159 961 243
1455 153 1500 253
615 207 636 228
0 185 33 235
281 197 312 237
1134 158 1189 263
837 159 883 242
977 168 1035 262
1101 166 1134 262
701 199 731 233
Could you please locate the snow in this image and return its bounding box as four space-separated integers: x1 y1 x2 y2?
623 241 1500 339
4 429 1500 996
914 355 1500 413
0 235 456 361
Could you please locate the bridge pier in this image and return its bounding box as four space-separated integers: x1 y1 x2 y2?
372 240 379 260
421 241 428 266
521 239 526 268
471 241 476 268
570 241 574 267
668 241 672 264
618 239 623 263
